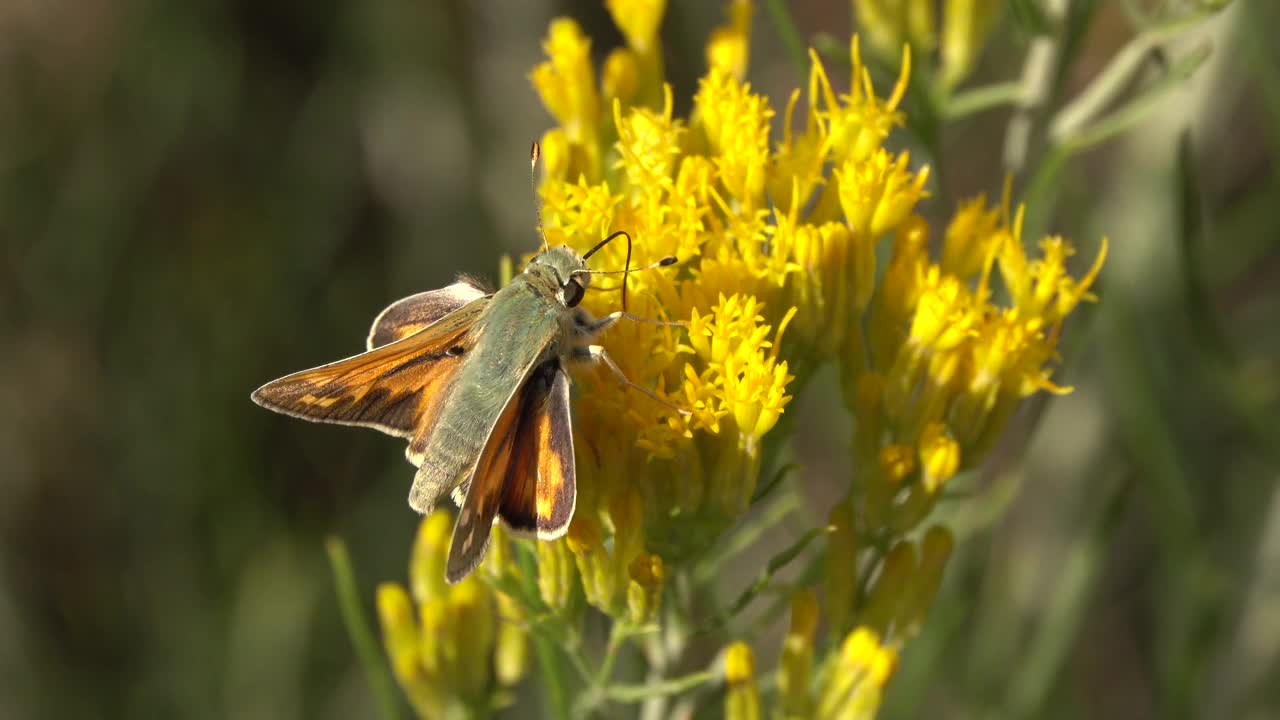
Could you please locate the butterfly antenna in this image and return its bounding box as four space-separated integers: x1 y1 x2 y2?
530 141 548 253
582 230 633 311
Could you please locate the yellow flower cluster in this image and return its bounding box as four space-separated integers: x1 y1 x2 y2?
361 2 1104 716
529 0 1101 610
376 514 527 718
531 0 801 611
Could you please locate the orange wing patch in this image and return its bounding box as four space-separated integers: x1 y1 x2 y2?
533 364 576 538
252 298 487 438
496 361 576 539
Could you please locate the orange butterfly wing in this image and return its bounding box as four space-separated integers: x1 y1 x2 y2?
251 294 488 438
445 360 577 582
497 361 576 539
445 370 524 583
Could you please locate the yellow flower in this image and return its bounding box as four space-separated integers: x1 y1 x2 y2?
836 149 930 239
941 0 1007 88
695 67 774 211
606 0 665 55
779 591 819 716
627 552 666 624
707 0 753 79
613 88 683 196
815 627 898 720
372 2 1112 715
529 19 598 142
724 641 761 720
605 0 666 107
377 513 520 718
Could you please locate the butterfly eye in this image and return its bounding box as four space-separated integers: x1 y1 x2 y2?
563 280 585 308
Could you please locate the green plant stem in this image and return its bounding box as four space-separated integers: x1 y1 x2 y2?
1003 0 1070 173
943 82 1025 119
325 537 403 720
606 670 718 703
532 635 571 720
1049 9 1220 143
1058 44 1212 153
595 623 631 692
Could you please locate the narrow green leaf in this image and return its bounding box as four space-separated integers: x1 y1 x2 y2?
1175 132 1233 365
325 537 404 720
605 670 718 703
944 82 1026 120
751 462 800 504
721 526 828 623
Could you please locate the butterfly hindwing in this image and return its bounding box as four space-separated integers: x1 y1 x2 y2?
535 365 577 538
367 279 489 350
445 376 524 583
497 361 576 539
251 297 488 438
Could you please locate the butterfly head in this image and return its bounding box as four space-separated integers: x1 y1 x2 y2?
529 245 590 309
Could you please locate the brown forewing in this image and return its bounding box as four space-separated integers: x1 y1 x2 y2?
251 297 488 438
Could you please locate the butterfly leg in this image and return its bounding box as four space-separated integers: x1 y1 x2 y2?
574 344 691 416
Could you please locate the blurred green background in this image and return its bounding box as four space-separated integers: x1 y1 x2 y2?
2 1 1277 718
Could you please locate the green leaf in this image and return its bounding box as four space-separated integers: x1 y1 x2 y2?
700 525 829 634
325 537 404 720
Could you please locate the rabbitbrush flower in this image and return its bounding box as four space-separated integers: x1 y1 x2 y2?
376 1 1106 717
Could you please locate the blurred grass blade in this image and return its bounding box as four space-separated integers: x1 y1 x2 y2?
1051 9 1217 143
1010 0 1054 35
944 82 1025 120
325 537 403 720
1056 43 1212 152
763 0 808 78
1175 131 1233 364
1005 478 1128 717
